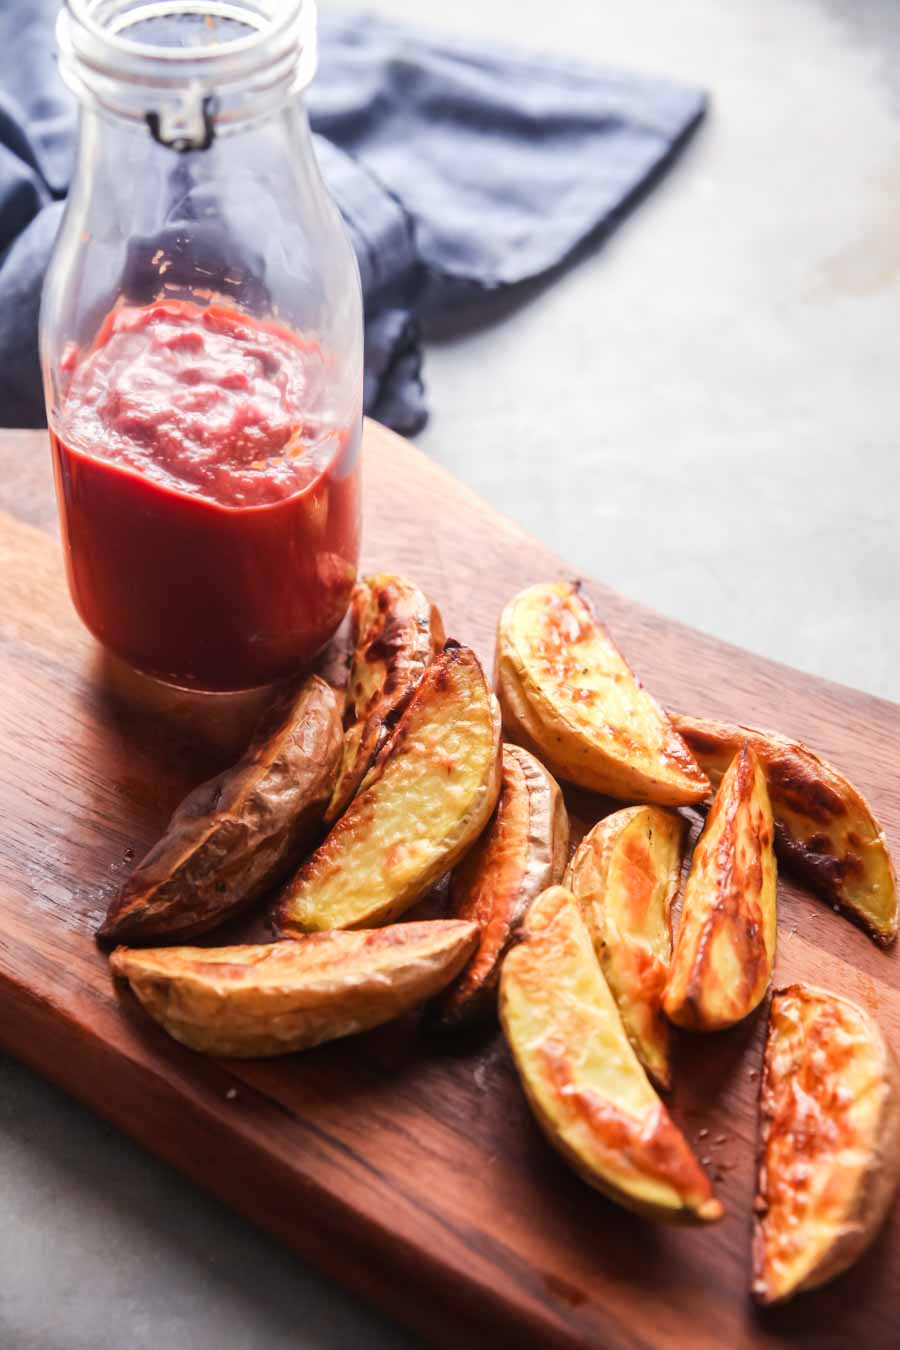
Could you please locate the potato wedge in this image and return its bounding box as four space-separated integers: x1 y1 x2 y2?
671 713 898 946
496 582 709 805
326 574 445 823
276 643 503 934
99 676 343 944
753 983 900 1304
435 744 569 1027
499 885 722 1223
566 806 685 1089
110 920 479 1058
664 744 776 1031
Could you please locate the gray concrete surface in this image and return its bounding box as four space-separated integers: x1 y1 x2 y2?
2 2 898 1348
412 0 900 705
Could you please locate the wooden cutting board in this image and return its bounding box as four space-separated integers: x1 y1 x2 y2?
1 421 898 1349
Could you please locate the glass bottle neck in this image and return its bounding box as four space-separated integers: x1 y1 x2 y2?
58 0 317 149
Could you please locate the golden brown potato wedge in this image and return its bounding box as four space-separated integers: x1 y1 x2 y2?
99 677 343 945
496 582 709 805
276 643 502 934
664 744 776 1031
753 983 900 1304
325 574 445 823
566 806 685 1089
499 886 722 1223
110 920 479 1058
435 744 569 1027
671 713 898 946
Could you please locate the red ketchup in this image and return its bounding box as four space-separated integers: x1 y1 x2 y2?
50 299 360 691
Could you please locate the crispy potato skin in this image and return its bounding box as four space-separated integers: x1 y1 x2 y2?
753 984 900 1304
496 583 709 806
99 677 343 945
566 806 685 1090
276 644 503 934
664 745 776 1032
499 886 722 1224
326 574 445 823
435 744 569 1027
110 920 479 1058
672 713 898 945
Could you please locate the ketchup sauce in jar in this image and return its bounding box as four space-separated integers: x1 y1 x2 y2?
41 1 362 691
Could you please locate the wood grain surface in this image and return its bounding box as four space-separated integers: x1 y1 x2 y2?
1 422 898 1349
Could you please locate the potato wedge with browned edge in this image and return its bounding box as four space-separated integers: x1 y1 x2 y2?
325 574 445 823
664 744 776 1031
111 920 479 1058
499 886 722 1223
566 806 685 1089
496 582 709 806
99 676 343 945
276 643 502 934
671 713 898 946
753 983 900 1304
435 744 569 1027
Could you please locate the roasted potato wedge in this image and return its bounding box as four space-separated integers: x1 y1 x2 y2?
110 920 479 1058
753 983 900 1304
671 713 898 946
566 806 685 1089
326 574 445 823
664 744 776 1031
496 582 709 805
276 643 503 934
99 676 343 944
435 744 569 1027
499 886 722 1223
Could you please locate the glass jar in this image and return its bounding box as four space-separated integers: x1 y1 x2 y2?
40 0 363 692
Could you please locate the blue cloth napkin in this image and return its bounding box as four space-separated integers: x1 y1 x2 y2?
0 5 705 434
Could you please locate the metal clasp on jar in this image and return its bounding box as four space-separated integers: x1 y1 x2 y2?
146 85 217 152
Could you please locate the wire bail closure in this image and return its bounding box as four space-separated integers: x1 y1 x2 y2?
146 88 217 152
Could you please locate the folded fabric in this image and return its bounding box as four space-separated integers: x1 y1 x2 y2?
0 5 705 434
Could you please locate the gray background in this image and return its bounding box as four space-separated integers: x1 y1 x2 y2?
2 1 898 1347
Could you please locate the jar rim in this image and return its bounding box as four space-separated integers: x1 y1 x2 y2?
58 0 317 135
66 0 306 65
